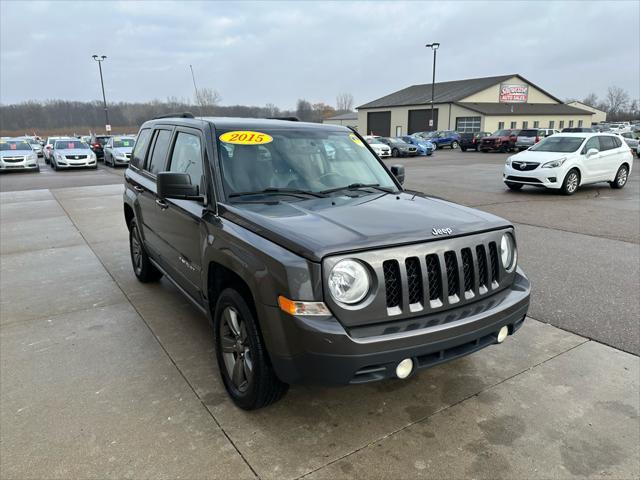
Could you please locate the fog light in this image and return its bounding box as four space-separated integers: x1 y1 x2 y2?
395 358 414 379
497 326 509 343
548 177 557 182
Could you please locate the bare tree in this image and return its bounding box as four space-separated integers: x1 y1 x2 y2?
336 93 354 112
605 86 630 114
195 87 221 115
265 103 280 117
582 93 598 107
296 99 313 121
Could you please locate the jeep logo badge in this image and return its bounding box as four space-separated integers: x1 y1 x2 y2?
432 227 452 236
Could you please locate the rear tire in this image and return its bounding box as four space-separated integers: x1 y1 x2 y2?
129 220 163 282
214 289 288 410
609 164 629 189
505 182 523 191
461 146 467 152
561 169 580 195
392 148 399 158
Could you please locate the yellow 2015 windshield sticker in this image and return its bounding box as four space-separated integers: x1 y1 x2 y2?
349 133 364 146
219 131 273 145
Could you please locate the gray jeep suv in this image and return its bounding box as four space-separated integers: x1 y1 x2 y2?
123 114 530 410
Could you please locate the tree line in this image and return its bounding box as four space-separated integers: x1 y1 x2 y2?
569 86 639 121
0 90 355 135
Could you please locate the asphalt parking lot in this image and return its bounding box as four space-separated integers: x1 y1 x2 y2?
1 152 638 479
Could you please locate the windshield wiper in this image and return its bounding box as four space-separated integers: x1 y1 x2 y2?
319 183 397 195
228 187 326 199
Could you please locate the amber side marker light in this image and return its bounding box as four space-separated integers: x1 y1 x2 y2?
278 296 331 316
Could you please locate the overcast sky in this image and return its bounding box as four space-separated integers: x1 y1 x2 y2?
1 1 638 109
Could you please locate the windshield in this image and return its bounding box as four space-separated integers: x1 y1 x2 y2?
113 138 135 148
217 128 396 198
386 138 405 144
366 138 383 145
0 141 32 151
493 130 511 136
530 136 584 152
55 140 89 149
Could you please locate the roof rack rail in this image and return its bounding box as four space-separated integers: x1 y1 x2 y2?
153 112 195 120
266 116 300 122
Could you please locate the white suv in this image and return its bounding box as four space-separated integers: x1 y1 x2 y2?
503 133 633 195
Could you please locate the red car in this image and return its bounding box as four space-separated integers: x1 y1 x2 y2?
479 129 520 153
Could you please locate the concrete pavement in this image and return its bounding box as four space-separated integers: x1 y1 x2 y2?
1 181 638 479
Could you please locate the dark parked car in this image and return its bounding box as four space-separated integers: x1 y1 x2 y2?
89 134 112 159
377 137 419 157
459 132 492 152
479 129 520 152
123 114 530 409
561 127 595 133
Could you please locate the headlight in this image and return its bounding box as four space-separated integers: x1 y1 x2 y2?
328 259 370 304
500 233 516 271
29 153 37 160
542 157 566 168
505 157 513 167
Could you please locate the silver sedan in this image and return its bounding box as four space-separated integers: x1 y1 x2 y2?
0 138 40 172
50 139 97 170
103 136 136 167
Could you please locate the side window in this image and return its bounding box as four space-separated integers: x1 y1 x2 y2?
131 128 151 169
146 130 172 175
583 137 599 154
612 137 622 148
168 132 203 189
599 136 615 151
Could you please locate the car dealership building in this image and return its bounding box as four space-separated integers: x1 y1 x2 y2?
356 74 594 136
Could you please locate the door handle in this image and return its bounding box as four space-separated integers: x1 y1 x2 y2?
155 199 169 209
133 185 144 193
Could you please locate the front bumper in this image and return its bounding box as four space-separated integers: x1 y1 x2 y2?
113 157 130 165
503 164 561 188
55 158 97 168
263 268 530 385
0 159 39 171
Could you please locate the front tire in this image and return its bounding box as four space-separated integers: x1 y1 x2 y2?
451 141 459 149
129 220 163 282
392 148 399 158
609 165 629 189
561 169 580 195
214 289 288 410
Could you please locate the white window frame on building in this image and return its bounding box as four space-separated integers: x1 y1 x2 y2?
549 120 555 128
510 121 517 129
569 120 574 127
455 116 481 133
522 121 528 129
578 120 583 127
559 120 565 129
533 121 539 128
498 121 505 129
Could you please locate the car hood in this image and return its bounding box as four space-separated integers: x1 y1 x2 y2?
221 192 511 262
112 147 133 155
0 150 33 157
511 150 574 162
55 149 92 155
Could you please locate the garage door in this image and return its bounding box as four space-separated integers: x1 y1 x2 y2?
367 111 391 137
408 109 438 134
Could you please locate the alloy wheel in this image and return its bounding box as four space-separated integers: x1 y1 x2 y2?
567 172 578 193
617 167 628 186
130 225 143 275
220 307 253 393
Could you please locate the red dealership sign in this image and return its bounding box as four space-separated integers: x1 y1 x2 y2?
499 84 529 103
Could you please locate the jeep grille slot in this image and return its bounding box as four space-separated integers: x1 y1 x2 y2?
405 257 423 305
426 254 442 302
476 244 488 288
461 248 474 293
382 260 402 309
444 251 459 298
489 241 500 284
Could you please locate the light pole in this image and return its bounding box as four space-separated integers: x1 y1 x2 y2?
92 55 110 131
425 43 440 131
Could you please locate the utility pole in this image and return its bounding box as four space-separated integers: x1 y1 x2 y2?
92 55 110 132
425 43 440 131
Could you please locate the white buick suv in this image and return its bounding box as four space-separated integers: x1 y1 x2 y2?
503 133 633 195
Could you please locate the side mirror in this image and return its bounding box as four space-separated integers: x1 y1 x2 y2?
586 148 599 158
390 164 405 185
157 172 201 200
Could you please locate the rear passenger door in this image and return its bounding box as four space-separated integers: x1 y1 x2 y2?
594 136 620 181
137 127 174 260
153 127 207 301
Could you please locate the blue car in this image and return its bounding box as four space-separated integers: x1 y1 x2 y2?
401 136 435 156
414 130 461 150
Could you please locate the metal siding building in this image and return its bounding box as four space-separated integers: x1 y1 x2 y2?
322 112 358 129
356 74 593 136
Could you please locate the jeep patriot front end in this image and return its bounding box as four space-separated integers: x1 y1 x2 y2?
124 115 530 409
